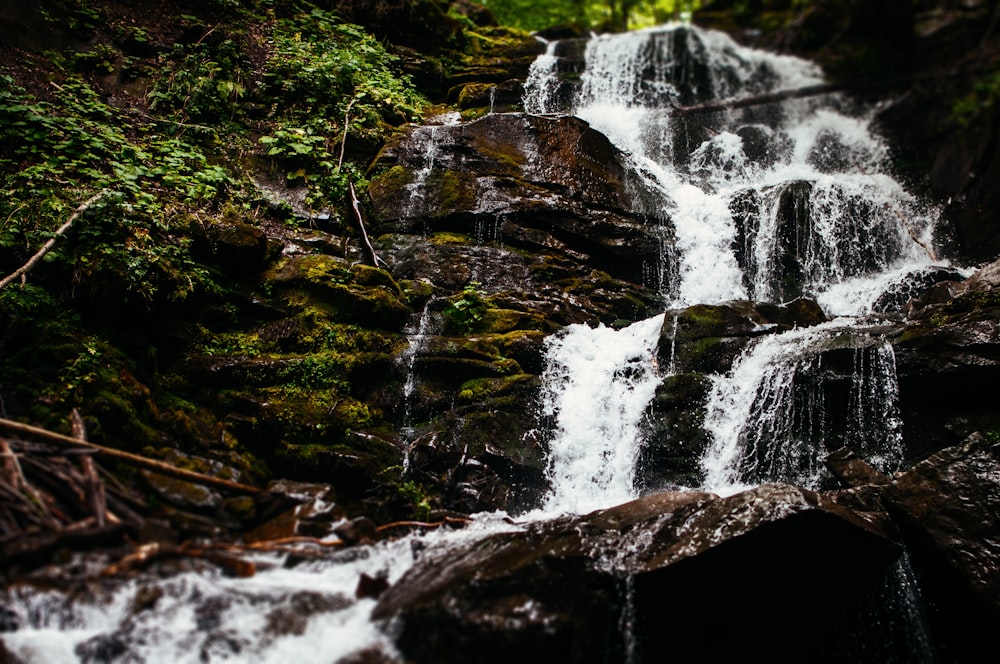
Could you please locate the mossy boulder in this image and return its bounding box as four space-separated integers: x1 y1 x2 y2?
663 299 827 374
265 254 412 330
638 373 713 491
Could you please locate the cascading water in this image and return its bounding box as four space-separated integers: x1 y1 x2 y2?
398 301 436 466
523 24 942 313
2 22 950 663
536 314 665 515
524 22 944 493
699 321 904 495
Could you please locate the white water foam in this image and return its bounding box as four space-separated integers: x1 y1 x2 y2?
537 314 665 515
2 515 523 663
700 319 904 495
523 23 948 312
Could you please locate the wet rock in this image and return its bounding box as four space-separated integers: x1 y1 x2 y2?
369 113 666 287
825 447 891 487
736 124 793 169
639 373 713 490
406 374 548 514
75 634 130 663
140 471 223 512
264 591 351 638
335 516 379 546
264 254 412 330
887 434 1000 607
886 433 1000 661
246 481 343 543
773 179 813 301
189 219 270 272
356 571 391 600
662 298 826 373
0 605 19 632
894 265 1000 457
872 265 965 314
254 480 337 522
374 484 899 662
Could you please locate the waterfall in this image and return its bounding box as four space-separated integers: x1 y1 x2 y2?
522 23 943 313
700 320 904 495
403 112 461 224
3 22 952 662
522 21 943 497
399 300 436 466
537 314 665 515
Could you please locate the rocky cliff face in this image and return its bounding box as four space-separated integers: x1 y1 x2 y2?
2 2 1000 661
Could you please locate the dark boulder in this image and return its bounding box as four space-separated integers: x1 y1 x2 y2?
639 372 713 490
872 265 966 314
886 433 1000 662
368 112 667 287
661 298 826 374
374 484 900 662
894 261 1000 458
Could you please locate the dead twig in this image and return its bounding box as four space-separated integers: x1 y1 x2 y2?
0 418 261 495
347 181 387 269
0 190 109 290
70 409 108 528
375 516 472 533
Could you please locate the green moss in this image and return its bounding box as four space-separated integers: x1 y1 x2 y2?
430 232 474 245
479 307 550 333
432 169 478 214
457 373 531 403
350 264 404 296
331 397 376 431
475 141 526 171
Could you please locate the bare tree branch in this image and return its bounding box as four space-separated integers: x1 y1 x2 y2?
0 417 262 495
0 190 109 290
348 181 387 269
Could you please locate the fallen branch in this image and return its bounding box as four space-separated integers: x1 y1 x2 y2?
0 190 109 290
337 96 359 174
0 418 261 495
347 181 387 269
672 82 848 116
70 409 109 528
375 516 472 533
101 540 256 578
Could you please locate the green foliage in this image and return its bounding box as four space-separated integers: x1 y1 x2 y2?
0 74 233 300
147 40 249 125
259 6 427 207
952 69 1000 127
443 282 489 334
479 0 703 31
397 479 433 520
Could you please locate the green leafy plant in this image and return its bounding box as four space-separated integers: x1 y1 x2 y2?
147 40 248 125
443 282 489 334
258 7 427 208
397 479 433 520
952 69 1000 127
0 74 232 301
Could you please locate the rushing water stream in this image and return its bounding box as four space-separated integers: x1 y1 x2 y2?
2 22 949 662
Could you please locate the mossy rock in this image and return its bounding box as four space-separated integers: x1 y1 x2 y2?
274 434 403 501
479 307 550 334
457 373 534 404
414 356 505 385
429 232 474 245
264 254 353 286
672 335 753 375
431 168 479 215
350 264 405 297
